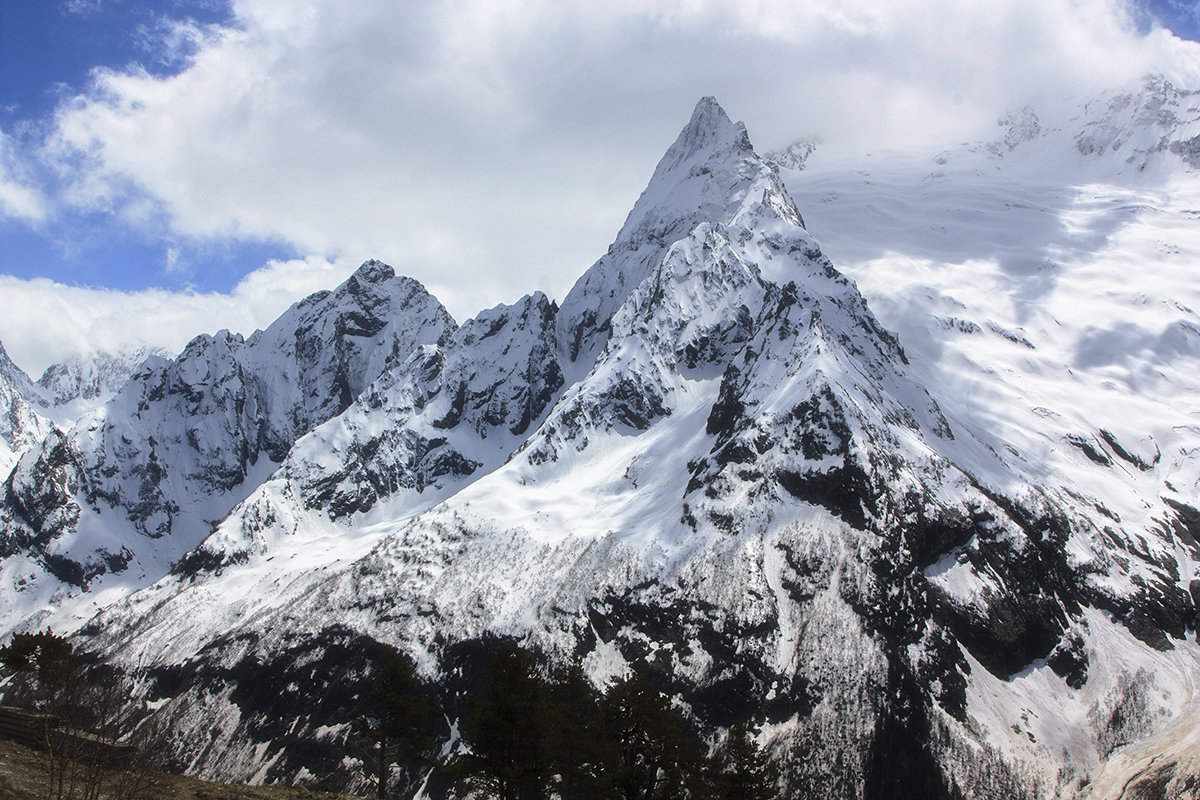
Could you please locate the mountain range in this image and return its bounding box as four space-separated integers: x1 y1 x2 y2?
2 82 1198 799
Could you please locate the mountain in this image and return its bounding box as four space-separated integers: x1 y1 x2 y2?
969 74 1200 176
34 347 169 424
0 264 456 632
782 75 1200 567
3 90 1198 799
775 77 1200 796
2 344 176 476
0 342 53 478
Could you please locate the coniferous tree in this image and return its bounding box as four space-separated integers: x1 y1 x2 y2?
603 674 704 800
0 628 74 676
353 646 440 799
548 660 613 800
458 640 552 800
713 723 777 800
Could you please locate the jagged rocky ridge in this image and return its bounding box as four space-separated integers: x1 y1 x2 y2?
34 347 170 422
0 342 53 478
0 345 166 479
0 265 455 630
2 96 1198 799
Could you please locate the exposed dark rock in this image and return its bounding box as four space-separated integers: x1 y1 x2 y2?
777 462 875 531
171 545 248 578
1099 429 1154 471
1065 434 1111 466
1163 498 1200 554
431 382 466 429
705 366 746 442
1169 134 1200 167
1047 630 1089 689
43 553 86 587
602 375 670 431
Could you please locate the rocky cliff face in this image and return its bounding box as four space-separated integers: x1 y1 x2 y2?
0 263 455 631
3 95 1198 799
0 342 53 478
34 347 167 422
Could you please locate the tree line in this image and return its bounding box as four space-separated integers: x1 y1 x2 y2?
0 629 161 800
1 630 777 799
358 639 777 800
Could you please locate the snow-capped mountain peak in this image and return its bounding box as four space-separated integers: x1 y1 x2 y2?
0 341 53 477
975 74 1200 178
650 95 754 176
34 346 168 423
0 262 455 632
614 95 798 247
0 341 40 402
557 96 811 369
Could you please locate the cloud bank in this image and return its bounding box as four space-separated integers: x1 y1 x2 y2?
0 257 359 376
2 0 1199 374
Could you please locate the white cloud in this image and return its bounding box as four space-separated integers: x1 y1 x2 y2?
0 129 49 223
61 0 105 16
0 256 360 376
6 0 1199 370
0 175 47 224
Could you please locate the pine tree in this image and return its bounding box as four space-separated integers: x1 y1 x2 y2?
713 723 777 800
0 628 74 688
458 640 552 800
548 660 613 800
603 674 702 800
353 646 439 799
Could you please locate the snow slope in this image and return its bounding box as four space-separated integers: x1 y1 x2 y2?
783 77 1200 644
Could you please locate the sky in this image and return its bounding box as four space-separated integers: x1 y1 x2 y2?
1 0 1199 376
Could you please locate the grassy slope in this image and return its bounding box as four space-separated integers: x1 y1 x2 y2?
0 738 363 800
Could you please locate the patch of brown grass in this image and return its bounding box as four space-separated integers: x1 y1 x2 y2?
0 738 361 800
